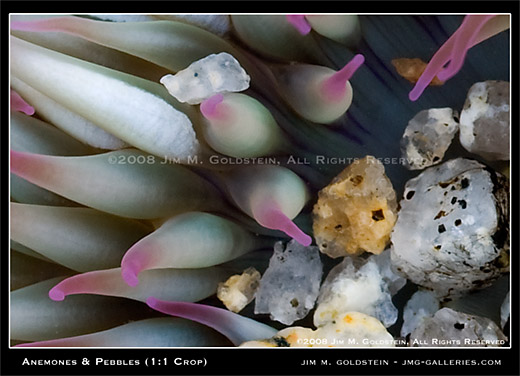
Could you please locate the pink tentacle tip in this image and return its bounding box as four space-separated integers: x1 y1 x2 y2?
408 87 423 102
121 259 141 287
323 54 365 100
48 287 65 301
409 15 497 101
436 15 495 82
11 89 35 116
286 15 312 35
146 296 159 308
257 206 312 246
200 94 224 119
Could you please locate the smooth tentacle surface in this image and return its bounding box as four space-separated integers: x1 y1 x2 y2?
15 318 231 347
11 251 74 291
11 203 151 272
10 89 35 115
10 111 94 206
219 165 312 246
11 278 154 342
200 93 285 158
11 16 244 73
120 212 271 286
10 149 225 219
11 76 128 150
146 297 277 346
231 15 327 64
285 15 311 35
11 36 200 161
9 15 509 350
271 54 364 124
48 266 230 303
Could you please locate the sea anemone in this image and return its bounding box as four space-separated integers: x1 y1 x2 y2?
10 13 510 349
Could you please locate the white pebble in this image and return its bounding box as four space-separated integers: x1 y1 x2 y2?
401 290 439 337
459 81 510 161
391 158 509 299
160 52 250 105
410 308 507 347
254 240 323 325
401 108 459 170
314 254 399 328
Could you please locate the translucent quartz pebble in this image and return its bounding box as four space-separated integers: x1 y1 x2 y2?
314 256 398 328
160 52 250 104
409 308 508 347
401 290 440 337
371 251 407 296
459 81 510 161
391 158 509 299
313 156 398 257
217 267 261 313
254 240 323 325
401 108 459 170
240 312 395 347
500 292 510 328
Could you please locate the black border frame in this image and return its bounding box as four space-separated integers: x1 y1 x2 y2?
2 2 519 375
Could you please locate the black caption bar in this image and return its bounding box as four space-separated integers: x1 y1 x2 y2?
1 347 518 376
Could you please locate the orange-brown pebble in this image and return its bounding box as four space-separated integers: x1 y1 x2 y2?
312 156 398 257
391 58 444 86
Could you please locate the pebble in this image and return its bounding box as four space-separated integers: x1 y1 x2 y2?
217 267 261 313
240 311 395 347
160 52 250 104
254 240 323 325
401 290 440 337
391 158 509 299
410 308 507 347
314 254 399 328
313 156 398 257
371 250 407 296
459 81 510 161
401 108 459 170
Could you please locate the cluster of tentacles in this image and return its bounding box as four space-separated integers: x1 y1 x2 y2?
10 14 509 347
